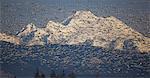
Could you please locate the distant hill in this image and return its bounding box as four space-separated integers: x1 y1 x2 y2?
0 41 150 77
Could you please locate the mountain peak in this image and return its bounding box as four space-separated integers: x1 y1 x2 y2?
1 11 149 52
62 11 98 26
17 23 37 37
26 23 36 29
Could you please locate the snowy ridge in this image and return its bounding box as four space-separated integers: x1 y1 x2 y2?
0 11 150 52
0 33 20 44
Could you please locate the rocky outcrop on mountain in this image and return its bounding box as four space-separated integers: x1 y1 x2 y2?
16 23 49 45
0 33 20 44
1 11 150 52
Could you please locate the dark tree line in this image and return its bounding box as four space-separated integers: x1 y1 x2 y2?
34 68 76 78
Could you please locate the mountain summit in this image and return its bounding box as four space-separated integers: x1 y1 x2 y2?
1 11 150 52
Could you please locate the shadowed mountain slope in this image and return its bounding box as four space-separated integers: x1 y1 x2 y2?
0 41 150 77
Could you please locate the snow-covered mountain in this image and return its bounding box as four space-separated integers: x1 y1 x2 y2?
0 33 20 44
1 11 150 52
17 23 49 45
